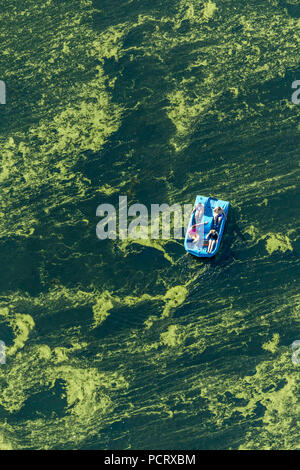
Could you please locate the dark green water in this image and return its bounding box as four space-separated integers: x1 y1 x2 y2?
0 0 299 450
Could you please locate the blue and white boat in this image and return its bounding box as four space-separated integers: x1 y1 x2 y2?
184 195 230 258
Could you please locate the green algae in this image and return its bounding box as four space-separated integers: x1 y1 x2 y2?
203 2 218 21
119 238 175 264
155 1 300 149
162 285 188 318
0 340 129 447
262 333 280 353
0 308 35 356
8 314 35 356
93 291 114 327
160 325 183 347
237 360 300 449
265 233 293 254
0 434 13 451
0 284 299 449
0 0 124 240
92 284 188 327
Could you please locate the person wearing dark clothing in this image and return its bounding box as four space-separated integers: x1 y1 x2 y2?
206 229 219 253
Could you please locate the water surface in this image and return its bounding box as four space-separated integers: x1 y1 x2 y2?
0 0 299 450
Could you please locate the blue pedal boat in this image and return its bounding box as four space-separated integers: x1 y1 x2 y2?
184 195 230 258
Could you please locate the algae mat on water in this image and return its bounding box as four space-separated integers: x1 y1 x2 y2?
0 0 299 450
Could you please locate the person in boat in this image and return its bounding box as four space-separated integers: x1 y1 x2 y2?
188 221 208 244
213 206 226 228
191 203 204 226
206 229 219 253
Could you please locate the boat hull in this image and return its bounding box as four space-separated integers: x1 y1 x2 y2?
184 195 230 258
